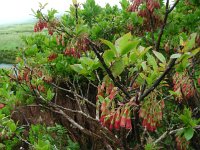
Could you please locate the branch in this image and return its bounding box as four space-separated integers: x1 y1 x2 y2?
168 0 180 14
40 103 124 149
155 0 180 51
139 58 177 101
48 102 97 122
88 39 131 99
52 108 102 138
35 90 124 149
154 127 186 144
51 83 96 107
74 3 79 25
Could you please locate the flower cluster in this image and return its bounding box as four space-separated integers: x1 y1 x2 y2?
96 82 134 130
48 53 58 61
64 47 81 58
10 67 52 93
56 34 65 47
139 92 164 132
128 0 162 33
128 0 160 13
64 37 90 58
173 71 195 102
34 19 59 35
34 20 48 32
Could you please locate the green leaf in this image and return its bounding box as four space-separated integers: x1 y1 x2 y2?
170 53 182 59
8 122 17 132
115 32 132 54
153 50 166 63
179 114 189 125
130 53 138 63
47 89 54 101
139 73 147 80
101 39 116 53
141 61 147 70
111 59 125 77
97 95 104 103
184 127 194 141
191 47 200 55
71 64 83 73
138 46 152 58
147 53 158 71
103 50 116 64
183 33 197 52
80 57 94 66
120 38 140 55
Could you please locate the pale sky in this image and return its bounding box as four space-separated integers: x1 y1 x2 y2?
0 0 119 25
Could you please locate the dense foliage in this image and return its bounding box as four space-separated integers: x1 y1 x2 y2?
0 0 200 149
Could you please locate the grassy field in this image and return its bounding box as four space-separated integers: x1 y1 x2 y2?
0 23 34 63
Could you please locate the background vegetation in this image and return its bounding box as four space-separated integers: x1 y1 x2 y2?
0 23 34 63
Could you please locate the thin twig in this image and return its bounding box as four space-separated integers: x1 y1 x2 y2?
155 0 180 51
154 125 200 144
139 58 177 101
51 83 96 107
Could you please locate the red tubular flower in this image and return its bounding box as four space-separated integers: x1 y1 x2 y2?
114 119 120 130
120 109 129 128
139 109 145 118
109 123 114 130
100 115 105 124
37 70 43 77
142 118 147 127
198 78 200 85
97 85 102 94
48 53 58 61
64 48 70 55
114 110 121 130
101 82 106 90
108 88 117 100
125 118 132 129
100 101 107 112
106 83 114 95
149 125 156 132
0 103 5 109
62 39 65 46
120 116 126 127
109 115 115 130
48 30 53 35
56 35 60 45
160 100 165 109
38 85 45 93
23 70 29 82
157 111 162 120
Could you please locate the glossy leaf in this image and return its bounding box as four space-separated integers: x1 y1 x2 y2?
170 53 182 59
103 50 116 64
101 39 116 53
153 51 166 64
111 59 125 77
184 127 194 141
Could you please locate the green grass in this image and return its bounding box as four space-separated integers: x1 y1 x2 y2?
0 23 34 63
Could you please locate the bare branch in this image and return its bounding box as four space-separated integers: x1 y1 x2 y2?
51 83 96 107
154 125 200 144
139 58 177 101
